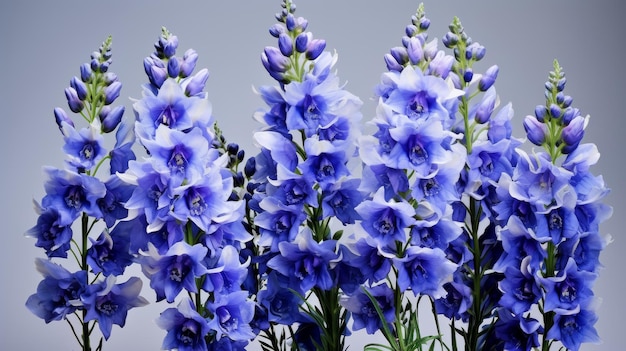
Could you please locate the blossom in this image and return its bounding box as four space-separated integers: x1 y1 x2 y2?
133 78 212 139
355 188 416 248
82 276 148 339
393 246 456 298
341 284 395 334
25 258 87 323
26 203 73 258
86 226 134 276
62 123 107 171
257 271 304 325
267 229 339 291
207 291 256 341
157 298 211 351
547 307 600 351
139 242 209 303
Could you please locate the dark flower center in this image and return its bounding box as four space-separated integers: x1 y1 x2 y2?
64 186 84 209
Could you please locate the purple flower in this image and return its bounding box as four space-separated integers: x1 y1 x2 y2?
109 117 136 174
140 242 209 302
207 291 256 341
300 138 349 188
321 177 363 224
157 298 211 351
267 229 339 291
254 196 306 252
394 246 456 298
341 284 395 334
203 245 249 294
25 258 87 323
434 280 472 320
82 276 148 339
98 175 134 228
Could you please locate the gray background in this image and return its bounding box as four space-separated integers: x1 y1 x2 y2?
1 1 623 350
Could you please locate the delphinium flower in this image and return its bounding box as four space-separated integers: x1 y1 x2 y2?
243 1 364 350
492 61 611 351
118 28 256 350
351 6 466 350
25 37 148 350
427 15 530 350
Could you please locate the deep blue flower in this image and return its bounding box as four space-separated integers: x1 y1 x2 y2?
348 238 392 284
268 165 318 206
535 205 578 243
300 138 349 188
498 257 541 315
25 258 87 323
253 131 298 174
494 309 542 351
41 167 107 225
109 117 136 174
207 290 256 341
341 284 395 334
267 229 339 291
381 65 463 122
539 258 596 312
62 123 107 171
203 245 249 294
82 276 148 340
254 196 307 252
142 125 211 187
394 246 456 298
321 177 363 224
257 271 304 325
547 307 600 351
493 215 546 272
355 188 416 248
98 175 134 228
133 78 212 139
434 280 472 320
157 298 211 351
140 242 209 302
410 218 462 251
87 226 134 276
26 203 73 258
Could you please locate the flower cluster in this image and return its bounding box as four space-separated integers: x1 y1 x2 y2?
118 28 257 351
25 38 147 349
244 1 364 350
25 2 612 351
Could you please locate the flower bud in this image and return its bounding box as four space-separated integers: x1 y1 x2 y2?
384 53 403 72
149 65 167 88
227 143 239 155
70 76 88 101
104 81 122 105
474 86 496 124
405 24 418 37
556 78 566 91
406 37 423 65
286 14 296 31
478 65 499 91
561 95 573 108
167 57 180 78
80 63 93 82
233 172 245 188
390 47 408 66
263 46 291 72
523 115 547 146
184 68 209 96
237 149 245 162
442 32 458 48
244 157 256 178
295 33 309 53
64 87 84 113
306 39 326 60
269 24 284 38
549 104 561 119
463 68 473 83
278 33 293 56
561 107 579 125
180 49 198 78
534 105 546 122
561 115 586 146
99 61 109 73
100 105 125 133
54 107 73 131
104 72 118 85
419 18 430 30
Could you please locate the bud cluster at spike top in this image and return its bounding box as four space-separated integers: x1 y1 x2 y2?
24 2 611 351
